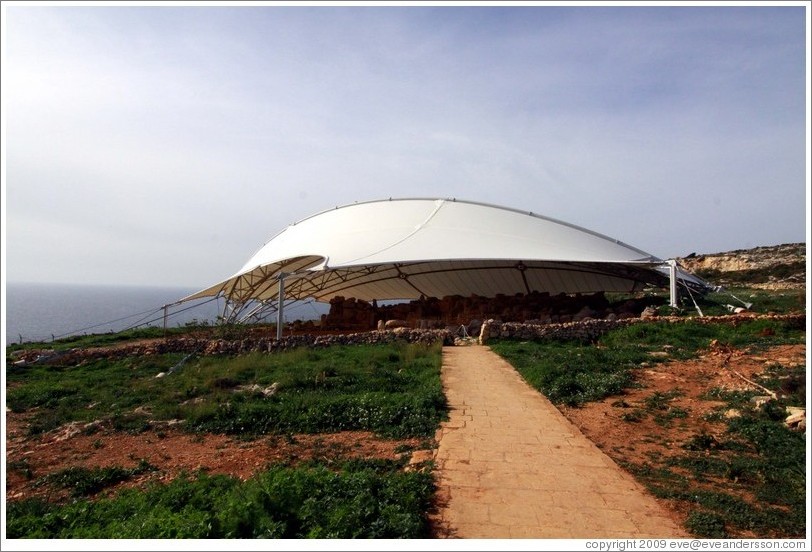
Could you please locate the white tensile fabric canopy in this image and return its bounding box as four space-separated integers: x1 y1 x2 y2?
183 198 682 320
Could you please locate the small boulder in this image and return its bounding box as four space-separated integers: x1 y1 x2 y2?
573 306 597 322
640 306 659 319
750 395 773 409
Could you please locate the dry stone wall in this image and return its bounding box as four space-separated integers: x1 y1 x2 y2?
11 313 803 368
478 313 805 344
11 329 454 367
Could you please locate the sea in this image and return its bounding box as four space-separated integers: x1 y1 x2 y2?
4 282 327 345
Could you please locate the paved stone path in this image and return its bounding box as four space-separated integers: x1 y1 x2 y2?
433 345 688 539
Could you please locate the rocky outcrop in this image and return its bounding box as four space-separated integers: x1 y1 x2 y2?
677 243 805 290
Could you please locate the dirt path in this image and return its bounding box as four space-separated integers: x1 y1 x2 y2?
432 345 688 539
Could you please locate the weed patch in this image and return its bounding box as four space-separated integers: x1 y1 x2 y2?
183 343 445 438
7 462 434 538
620 409 647 423
686 511 728 538
37 459 158 497
7 342 445 439
672 396 806 536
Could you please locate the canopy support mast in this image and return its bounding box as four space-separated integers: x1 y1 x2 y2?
668 259 678 308
276 272 287 340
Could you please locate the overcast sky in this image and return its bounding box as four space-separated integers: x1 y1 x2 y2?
2 3 808 289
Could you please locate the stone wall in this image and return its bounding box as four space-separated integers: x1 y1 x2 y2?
478 313 806 345
12 313 803 368
11 328 454 367
322 292 665 331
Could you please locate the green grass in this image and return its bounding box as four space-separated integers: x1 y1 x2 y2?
607 287 805 318
6 353 189 435
7 461 434 538
757 362 806 406
602 318 803 351
488 339 637 406
639 389 689 427
37 459 158 497
181 342 445 438
615 389 692 427
694 288 806 317
643 389 684 410
6 342 446 439
490 318 803 407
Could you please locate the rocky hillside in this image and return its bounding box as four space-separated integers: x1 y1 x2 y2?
678 243 806 289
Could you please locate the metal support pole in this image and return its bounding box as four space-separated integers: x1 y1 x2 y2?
276 273 286 340
163 305 168 334
668 259 678 308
